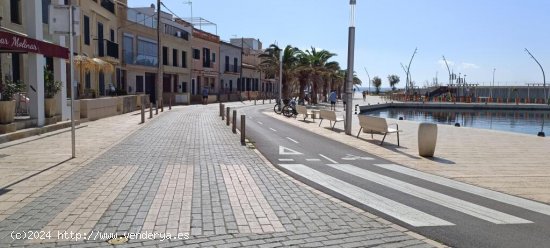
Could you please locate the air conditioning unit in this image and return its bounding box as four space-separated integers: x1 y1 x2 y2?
176 31 182 37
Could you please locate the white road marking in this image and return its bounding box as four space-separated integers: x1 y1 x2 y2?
286 137 299 143
306 159 321 162
375 163 550 217
278 158 294 162
342 154 375 161
279 164 454 227
319 154 337 163
279 146 303 155
329 164 532 224
258 121 263 125
269 128 277 132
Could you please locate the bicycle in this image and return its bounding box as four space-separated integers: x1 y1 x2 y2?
282 98 298 118
273 99 283 114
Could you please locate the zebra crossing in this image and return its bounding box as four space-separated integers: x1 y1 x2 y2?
278 160 550 228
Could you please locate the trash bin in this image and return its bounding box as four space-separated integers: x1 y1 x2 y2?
418 123 437 157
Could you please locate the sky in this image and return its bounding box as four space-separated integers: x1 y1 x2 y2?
129 0 550 88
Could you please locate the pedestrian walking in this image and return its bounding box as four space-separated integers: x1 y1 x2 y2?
329 90 337 111
362 91 367 102
202 86 209 105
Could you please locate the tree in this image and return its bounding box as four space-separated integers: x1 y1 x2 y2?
387 74 400 91
259 44 300 100
300 47 336 104
372 76 382 94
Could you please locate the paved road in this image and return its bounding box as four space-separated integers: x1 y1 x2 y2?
0 104 434 247
240 104 550 248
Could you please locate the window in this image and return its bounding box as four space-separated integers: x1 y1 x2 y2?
97 22 104 56
212 53 216 63
181 51 187 68
225 56 229 71
10 0 21 24
162 46 168 65
234 58 238 72
182 82 187 93
84 16 90 45
42 0 51 24
136 75 144 92
110 29 115 42
237 78 240 91
193 49 200 60
202 48 211 67
136 38 158 67
123 35 133 64
172 49 178 67
85 71 91 89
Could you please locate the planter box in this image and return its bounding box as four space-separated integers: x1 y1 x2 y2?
45 98 57 117
0 100 15 124
80 98 118 121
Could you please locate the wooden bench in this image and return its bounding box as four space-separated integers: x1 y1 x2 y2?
357 115 402 146
295 105 315 121
318 110 345 130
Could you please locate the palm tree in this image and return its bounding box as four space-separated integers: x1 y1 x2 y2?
259 44 300 100
372 76 382 94
302 47 336 104
388 74 400 91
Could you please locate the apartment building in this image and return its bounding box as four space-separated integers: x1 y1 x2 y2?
230 38 274 99
219 41 241 100
0 0 71 126
118 3 192 105
77 0 120 98
191 28 219 103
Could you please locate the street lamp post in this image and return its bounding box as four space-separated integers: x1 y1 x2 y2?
491 68 496 99
344 0 356 135
525 48 547 105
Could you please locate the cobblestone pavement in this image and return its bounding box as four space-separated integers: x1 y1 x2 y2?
0 103 439 247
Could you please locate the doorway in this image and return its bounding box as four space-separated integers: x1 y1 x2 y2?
145 72 156 103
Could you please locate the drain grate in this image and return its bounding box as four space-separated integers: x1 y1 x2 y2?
106 235 129 245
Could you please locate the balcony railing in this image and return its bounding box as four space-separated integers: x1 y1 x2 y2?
106 40 118 59
224 64 241 73
100 0 116 14
98 39 119 59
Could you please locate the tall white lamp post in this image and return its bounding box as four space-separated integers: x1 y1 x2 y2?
344 0 356 135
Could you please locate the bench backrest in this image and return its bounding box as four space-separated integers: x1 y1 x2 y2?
296 105 308 115
320 109 337 121
358 115 388 133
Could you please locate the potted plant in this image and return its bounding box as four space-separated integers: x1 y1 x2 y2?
44 68 62 117
0 79 25 124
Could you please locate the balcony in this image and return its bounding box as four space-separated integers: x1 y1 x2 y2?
98 39 119 59
100 0 116 15
224 64 241 73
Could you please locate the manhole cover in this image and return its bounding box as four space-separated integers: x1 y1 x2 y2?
106 235 129 245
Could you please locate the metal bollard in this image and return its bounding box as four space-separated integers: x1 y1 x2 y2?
241 115 246 145
155 102 159 115
140 97 145 124
221 104 225 120
226 107 230 126
169 98 172 110
232 110 237 133
219 103 223 117
161 101 164 112
149 102 153 119
254 99 256 105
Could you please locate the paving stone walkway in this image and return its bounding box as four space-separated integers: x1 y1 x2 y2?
0 103 438 247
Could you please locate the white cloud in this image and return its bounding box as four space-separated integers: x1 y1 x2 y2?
438 59 454 69
460 62 480 70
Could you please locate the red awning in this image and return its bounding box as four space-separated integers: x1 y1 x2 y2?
0 30 69 59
